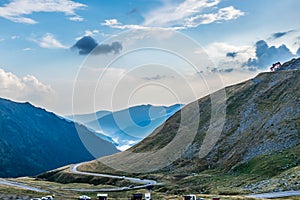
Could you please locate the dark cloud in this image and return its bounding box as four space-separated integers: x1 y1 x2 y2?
128 8 138 15
226 52 238 58
272 32 288 39
297 48 300 56
142 75 169 81
72 36 98 55
93 41 122 55
72 36 122 55
221 68 234 73
210 67 234 73
245 40 294 70
271 30 294 39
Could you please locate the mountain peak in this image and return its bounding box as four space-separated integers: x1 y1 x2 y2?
279 57 300 71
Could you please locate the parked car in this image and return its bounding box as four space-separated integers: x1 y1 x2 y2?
183 195 196 200
41 196 54 200
145 192 151 200
131 193 143 200
79 195 91 200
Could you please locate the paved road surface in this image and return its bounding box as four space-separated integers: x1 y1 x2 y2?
0 162 159 193
0 178 48 193
68 162 159 192
246 190 300 198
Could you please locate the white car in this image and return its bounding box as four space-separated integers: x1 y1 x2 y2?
79 195 91 200
41 196 54 200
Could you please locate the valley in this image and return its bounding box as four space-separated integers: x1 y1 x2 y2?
0 0 300 199
0 58 299 199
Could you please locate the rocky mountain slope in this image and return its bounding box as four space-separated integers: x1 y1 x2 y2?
61 57 300 193
125 59 300 171
40 57 300 195
124 58 300 172
0 98 118 177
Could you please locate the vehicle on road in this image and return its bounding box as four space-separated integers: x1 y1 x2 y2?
183 194 196 200
41 195 54 200
79 195 91 200
145 192 151 200
131 193 143 200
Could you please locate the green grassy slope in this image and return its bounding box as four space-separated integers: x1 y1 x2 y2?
40 58 300 195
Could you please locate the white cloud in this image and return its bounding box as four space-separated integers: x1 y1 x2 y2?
0 68 55 104
75 29 111 41
23 47 33 51
0 0 86 24
143 0 220 27
102 1 244 30
33 33 67 49
202 42 255 69
102 19 183 31
84 29 99 36
102 19 120 26
185 6 244 27
102 19 147 30
11 35 20 40
69 15 84 22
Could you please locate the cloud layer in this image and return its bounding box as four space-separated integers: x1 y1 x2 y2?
271 30 294 39
0 0 86 24
33 33 67 49
0 68 55 104
184 6 244 27
72 36 122 55
143 0 221 27
102 0 244 30
245 40 295 69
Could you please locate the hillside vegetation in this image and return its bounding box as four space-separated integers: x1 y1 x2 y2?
0 98 118 177
42 58 300 194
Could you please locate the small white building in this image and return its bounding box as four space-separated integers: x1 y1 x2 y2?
97 193 108 200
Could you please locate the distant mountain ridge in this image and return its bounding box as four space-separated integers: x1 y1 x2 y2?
0 98 118 178
69 104 182 150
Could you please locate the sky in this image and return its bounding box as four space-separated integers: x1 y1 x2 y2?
0 0 300 115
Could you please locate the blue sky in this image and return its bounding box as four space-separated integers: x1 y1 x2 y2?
0 0 300 115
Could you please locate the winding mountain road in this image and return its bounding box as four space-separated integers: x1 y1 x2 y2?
0 168 300 198
0 162 159 193
68 162 159 192
0 178 48 193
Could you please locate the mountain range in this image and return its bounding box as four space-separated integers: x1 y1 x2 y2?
0 98 118 177
67 57 300 193
68 104 182 150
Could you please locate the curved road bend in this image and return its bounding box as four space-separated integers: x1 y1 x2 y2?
68 162 158 192
0 162 158 193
